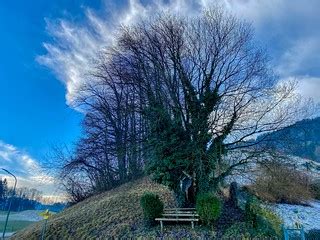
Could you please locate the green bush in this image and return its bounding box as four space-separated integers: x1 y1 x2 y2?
245 197 260 228
196 193 222 225
244 197 282 238
258 206 283 236
140 192 164 225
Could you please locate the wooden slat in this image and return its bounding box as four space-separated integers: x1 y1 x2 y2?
164 209 196 212
155 218 199 222
164 208 195 210
164 211 197 214
162 213 199 217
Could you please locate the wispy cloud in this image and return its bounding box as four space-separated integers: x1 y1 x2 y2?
0 140 60 197
36 0 206 106
37 0 320 105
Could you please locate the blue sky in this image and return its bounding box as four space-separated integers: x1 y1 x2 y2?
0 0 319 197
0 0 99 196
0 1 100 159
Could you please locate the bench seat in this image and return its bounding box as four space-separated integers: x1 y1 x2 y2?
155 208 199 231
155 218 199 221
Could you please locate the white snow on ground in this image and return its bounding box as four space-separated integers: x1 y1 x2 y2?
225 153 320 231
3 232 14 238
270 201 320 231
0 210 43 222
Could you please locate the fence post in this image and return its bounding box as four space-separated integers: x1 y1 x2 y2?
39 209 52 240
300 226 305 240
41 219 48 240
282 225 289 240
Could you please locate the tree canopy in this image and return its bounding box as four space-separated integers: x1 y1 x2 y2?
58 7 307 203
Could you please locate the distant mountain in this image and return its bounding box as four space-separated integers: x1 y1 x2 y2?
258 117 320 162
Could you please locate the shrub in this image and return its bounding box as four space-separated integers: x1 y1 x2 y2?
244 197 282 238
258 205 283 236
250 163 313 204
196 193 222 225
245 197 260 229
140 192 164 225
310 181 320 200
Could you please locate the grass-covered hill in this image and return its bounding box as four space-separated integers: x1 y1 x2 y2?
11 178 177 240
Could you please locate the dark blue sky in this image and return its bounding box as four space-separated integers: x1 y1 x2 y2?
0 1 101 159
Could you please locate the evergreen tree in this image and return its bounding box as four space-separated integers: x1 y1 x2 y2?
0 178 8 200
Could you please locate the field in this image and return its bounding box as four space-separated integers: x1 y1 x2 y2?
0 210 44 237
0 220 34 232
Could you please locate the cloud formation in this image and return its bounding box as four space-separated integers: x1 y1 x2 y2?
223 0 320 99
0 140 60 197
38 0 320 105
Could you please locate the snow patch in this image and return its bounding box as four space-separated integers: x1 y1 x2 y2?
270 201 320 231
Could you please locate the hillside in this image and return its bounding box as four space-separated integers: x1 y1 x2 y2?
11 178 177 239
12 162 320 239
258 117 320 161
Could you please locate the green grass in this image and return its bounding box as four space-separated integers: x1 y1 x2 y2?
0 220 34 232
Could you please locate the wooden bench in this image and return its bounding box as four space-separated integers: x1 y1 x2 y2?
155 208 199 232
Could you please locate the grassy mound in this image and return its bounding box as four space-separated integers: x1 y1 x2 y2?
12 177 176 239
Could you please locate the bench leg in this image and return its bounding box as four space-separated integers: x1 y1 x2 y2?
160 220 163 232
191 221 194 229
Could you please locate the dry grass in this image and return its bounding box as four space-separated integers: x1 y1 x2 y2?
11 177 176 239
310 180 320 200
249 163 313 204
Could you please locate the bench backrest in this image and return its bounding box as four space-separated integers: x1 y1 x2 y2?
163 208 198 218
164 208 196 212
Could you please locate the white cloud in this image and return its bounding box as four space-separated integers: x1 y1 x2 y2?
0 140 62 197
277 38 320 77
38 0 320 106
294 76 320 101
37 0 206 106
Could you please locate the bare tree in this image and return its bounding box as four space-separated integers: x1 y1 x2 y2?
59 7 310 203
58 53 147 202
103 8 307 193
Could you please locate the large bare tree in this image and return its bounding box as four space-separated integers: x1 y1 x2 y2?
104 8 306 193
60 7 308 203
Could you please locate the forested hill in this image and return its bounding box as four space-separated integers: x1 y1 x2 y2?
258 117 320 161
